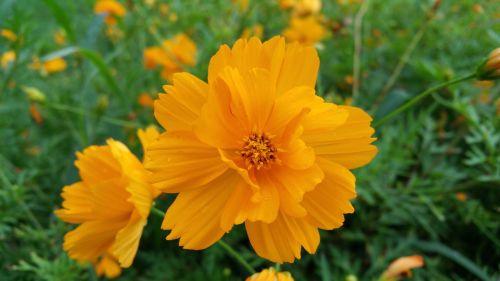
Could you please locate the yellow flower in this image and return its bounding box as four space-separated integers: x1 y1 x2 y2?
55 130 159 278
283 15 327 46
241 24 264 39
53 30 66 46
1 29 17 42
246 268 294 281
30 57 67 75
143 33 197 80
94 0 126 25
1 51 16 69
381 255 424 281
146 36 377 263
278 0 321 16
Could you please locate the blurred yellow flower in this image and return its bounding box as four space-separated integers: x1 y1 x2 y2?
159 3 169 15
279 0 321 16
137 92 154 108
381 255 424 281
1 29 17 42
146 36 377 263
94 0 126 25
241 24 264 39
246 268 294 281
472 4 484 14
55 132 159 279
143 33 197 80
232 0 249 11
144 0 156 7
30 57 67 75
283 16 327 45
1 51 16 69
53 30 66 46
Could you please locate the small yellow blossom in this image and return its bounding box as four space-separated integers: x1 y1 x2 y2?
30 57 67 75
381 255 424 281
246 268 294 281
283 15 327 45
94 0 126 25
1 29 17 42
1 51 16 69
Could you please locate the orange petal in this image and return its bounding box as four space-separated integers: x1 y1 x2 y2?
75 145 121 186
137 125 160 158
245 212 319 263
95 254 121 279
302 158 356 230
111 212 146 267
146 131 228 193
382 255 424 280
54 182 94 224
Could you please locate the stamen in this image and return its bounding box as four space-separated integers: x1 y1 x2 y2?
239 133 278 170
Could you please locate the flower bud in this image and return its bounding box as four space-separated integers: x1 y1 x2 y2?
477 48 500 80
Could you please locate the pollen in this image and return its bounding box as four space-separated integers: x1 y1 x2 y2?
239 133 278 170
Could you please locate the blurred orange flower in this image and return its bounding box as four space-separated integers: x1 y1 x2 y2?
1 29 17 42
29 104 43 124
30 57 67 75
381 255 424 281
143 33 197 80
455 192 467 202
1 51 16 69
55 131 159 279
94 0 126 25
246 268 294 281
283 15 326 45
137 92 154 108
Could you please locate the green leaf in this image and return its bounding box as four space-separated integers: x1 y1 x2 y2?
41 0 76 43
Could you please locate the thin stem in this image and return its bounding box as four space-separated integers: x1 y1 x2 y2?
274 262 281 272
149 207 256 275
352 0 371 102
376 0 441 105
373 73 476 128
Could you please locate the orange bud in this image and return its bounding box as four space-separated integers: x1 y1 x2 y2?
478 48 500 80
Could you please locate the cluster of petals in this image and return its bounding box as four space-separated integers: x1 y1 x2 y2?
246 267 294 281
146 36 377 263
55 128 159 278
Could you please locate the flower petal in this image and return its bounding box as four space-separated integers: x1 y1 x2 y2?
302 158 356 230
311 106 377 169
154 72 208 132
245 212 319 263
111 212 146 267
146 131 228 193
75 146 121 186
161 170 242 250
54 182 94 224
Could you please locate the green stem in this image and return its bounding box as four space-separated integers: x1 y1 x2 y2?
352 0 371 102
274 262 281 272
150 207 256 275
373 73 476 128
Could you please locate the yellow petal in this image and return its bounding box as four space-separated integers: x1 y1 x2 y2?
276 42 319 95
245 212 319 263
54 182 94 224
75 145 121 186
312 106 377 169
161 171 241 249
137 125 160 156
302 158 356 230
154 72 207 132
111 212 146 267
95 254 122 279
146 131 228 193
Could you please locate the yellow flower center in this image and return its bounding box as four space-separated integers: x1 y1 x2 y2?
239 133 278 170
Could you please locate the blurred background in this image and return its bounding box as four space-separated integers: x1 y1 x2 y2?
0 0 499 280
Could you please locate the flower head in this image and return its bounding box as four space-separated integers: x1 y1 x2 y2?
55 128 159 278
279 0 321 16
246 268 294 281
1 29 17 42
381 255 424 281
283 16 327 46
144 33 197 80
146 36 377 263
477 48 500 80
1 51 16 69
94 0 126 25
30 57 67 75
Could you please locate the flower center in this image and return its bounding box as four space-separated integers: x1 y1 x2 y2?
239 133 278 170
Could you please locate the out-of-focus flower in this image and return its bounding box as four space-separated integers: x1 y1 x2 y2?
1 29 17 42
472 4 484 14
241 24 264 39
30 57 67 75
246 268 294 281
144 0 156 7
169 13 178 22
279 0 321 16
22 86 47 103
138 92 154 108
283 15 327 45
381 255 424 281
159 3 169 15
232 0 249 12
53 30 66 46
279 0 295 9
146 36 377 263
477 48 500 80
55 133 159 279
94 0 126 25
455 192 467 202
106 25 124 41
143 33 197 80
474 80 494 89
337 0 362 5
29 104 43 124
1 51 16 69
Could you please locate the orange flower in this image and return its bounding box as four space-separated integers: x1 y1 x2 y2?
138 92 154 108
143 34 197 80
246 268 294 281
146 36 377 263
1 29 17 42
30 57 67 75
55 129 159 278
1 51 16 69
29 104 43 124
478 48 500 80
283 15 327 46
94 0 126 25
455 192 467 202
279 0 321 16
381 255 424 281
